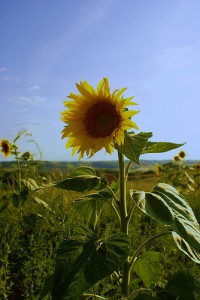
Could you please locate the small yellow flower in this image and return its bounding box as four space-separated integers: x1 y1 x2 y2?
0 139 12 157
178 150 186 159
155 163 161 176
61 77 139 158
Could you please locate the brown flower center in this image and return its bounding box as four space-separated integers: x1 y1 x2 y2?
84 102 120 138
2 142 10 154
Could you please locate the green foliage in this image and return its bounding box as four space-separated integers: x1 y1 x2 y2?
116 132 153 164
72 193 106 228
1 130 200 299
35 175 102 193
133 251 163 288
162 272 200 300
131 183 200 263
157 156 199 196
131 272 200 300
116 132 185 165
142 141 185 154
70 166 97 177
40 232 130 299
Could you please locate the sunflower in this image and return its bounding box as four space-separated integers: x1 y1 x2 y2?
173 155 180 162
194 163 200 171
0 139 12 157
61 77 139 158
178 150 186 159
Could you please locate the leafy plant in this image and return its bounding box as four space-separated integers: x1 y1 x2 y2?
34 132 200 299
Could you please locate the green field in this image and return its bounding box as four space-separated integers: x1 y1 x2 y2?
0 160 200 299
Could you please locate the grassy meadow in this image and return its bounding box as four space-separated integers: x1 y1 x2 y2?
0 159 200 299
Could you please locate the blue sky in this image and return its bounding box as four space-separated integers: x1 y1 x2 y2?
1 0 200 161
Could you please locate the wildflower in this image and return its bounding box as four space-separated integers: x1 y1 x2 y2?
155 163 161 176
61 77 139 158
178 150 186 159
0 139 12 157
173 155 179 162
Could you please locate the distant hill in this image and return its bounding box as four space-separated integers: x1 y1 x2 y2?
0 159 199 172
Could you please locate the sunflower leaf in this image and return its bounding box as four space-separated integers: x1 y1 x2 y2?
70 166 96 177
72 193 106 227
130 183 200 263
142 141 185 154
34 175 101 193
133 251 163 288
116 131 153 164
51 233 130 300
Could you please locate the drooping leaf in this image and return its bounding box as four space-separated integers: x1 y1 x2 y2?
130 183 200 263
172 232 200 265
34 175 101 193
142 141 185 154
115 132 153 164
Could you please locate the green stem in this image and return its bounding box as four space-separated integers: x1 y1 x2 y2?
129 230 172 270
14 148 21 193
118 151 127 233
126 203 136 226
125 160 132 180
128 288 151 300
81 293 106 299
110 199 121 223
118 151 130 297
105 186 120 223
107 185 119 203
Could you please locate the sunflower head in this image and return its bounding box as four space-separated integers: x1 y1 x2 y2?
0 139 12 157
195 163 200 170
178 150 186 159
61 77 139 158
173 155 180 162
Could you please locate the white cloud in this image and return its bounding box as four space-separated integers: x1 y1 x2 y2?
10 95 46 105
28 85 40 91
